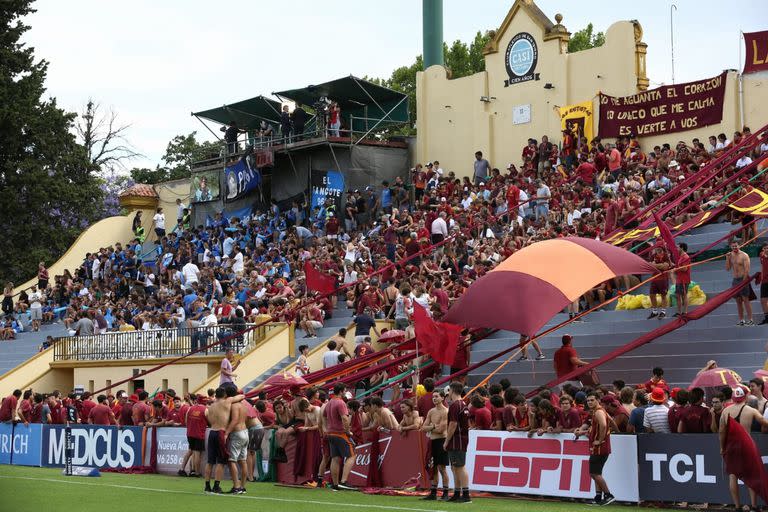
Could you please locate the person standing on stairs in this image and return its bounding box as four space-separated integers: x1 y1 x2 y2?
757 244 768 325
673 243 691 317
726 240 754 326
648 245 672 319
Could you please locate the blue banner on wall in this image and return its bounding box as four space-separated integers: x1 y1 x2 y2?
311 169 345 211
205 206 254 228
42 425 143 469
225 158 261 202
0 423 43 466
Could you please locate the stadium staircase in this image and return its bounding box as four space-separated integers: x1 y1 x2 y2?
241 299 352 391
468 219 768 392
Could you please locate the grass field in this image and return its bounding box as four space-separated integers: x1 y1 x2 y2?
0 465 637 512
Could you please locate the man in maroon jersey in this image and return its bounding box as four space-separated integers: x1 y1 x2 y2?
132 391 151 426
79 392 97 424
119 394 136 426
88 395 117 425
576 391 615 505
444 381 471 503
0 389 21 422
179 395 208 477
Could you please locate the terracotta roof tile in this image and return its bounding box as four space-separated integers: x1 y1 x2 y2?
119 184 159 198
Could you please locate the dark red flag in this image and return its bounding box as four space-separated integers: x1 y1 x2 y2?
413 303 462 365
303 261 336 295
723 416 768 503
652 211 680 265
744 31 768 75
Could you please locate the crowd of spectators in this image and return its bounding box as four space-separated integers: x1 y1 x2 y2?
2 125 765 352
1 126 767 496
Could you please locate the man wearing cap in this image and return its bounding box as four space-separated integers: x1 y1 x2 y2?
719 386 768 510
642 387 671 433
553 335 588 388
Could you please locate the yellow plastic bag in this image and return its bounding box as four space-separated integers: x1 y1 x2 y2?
616 294 650 310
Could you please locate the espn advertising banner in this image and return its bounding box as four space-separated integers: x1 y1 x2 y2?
638 433 768 505
42 425 144 469
466 431 639 502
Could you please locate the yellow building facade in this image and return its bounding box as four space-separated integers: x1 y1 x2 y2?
416 0 767 178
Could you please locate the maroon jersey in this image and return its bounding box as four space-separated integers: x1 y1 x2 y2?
185 405 208 439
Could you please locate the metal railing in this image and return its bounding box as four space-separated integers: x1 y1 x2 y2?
191 117 409 171
53 322 279 362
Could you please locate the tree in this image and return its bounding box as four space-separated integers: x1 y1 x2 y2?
74 99 141 171
129 166 167 185
161 132 220 181
468 30 492 74
568 23 605 53
366 31 492 135
0 0 104 283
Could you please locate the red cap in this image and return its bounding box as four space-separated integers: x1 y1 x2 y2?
650 387 666 404
670 387 682 401
196 395 208 405
129 394 139 403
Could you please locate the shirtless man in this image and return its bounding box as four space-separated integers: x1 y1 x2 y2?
397 399 422 434
225 386 249 494
245 401 264 482
369 397 398 431
719 386 768 509
420 390 450 501
329 328 352 358
726 240 754 325
204 387 244 494
315 397 331 487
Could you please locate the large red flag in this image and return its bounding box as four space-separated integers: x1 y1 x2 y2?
744 31 768 75
652 211 680 265
723 416 768 503
303 261 336 295
413 303 462 365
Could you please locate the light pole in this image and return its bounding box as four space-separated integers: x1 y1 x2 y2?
670 4 677 84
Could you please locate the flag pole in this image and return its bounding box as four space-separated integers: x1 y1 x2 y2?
738 31 745 130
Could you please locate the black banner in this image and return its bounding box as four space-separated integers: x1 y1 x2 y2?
638 433 768 504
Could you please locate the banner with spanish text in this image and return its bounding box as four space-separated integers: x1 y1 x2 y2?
744 30 768 75
598 72 727 138
559 101 594 143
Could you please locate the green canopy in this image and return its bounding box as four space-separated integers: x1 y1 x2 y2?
193 95 283 130
274 75 408 134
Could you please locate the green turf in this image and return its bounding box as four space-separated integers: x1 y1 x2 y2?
0 465 638 512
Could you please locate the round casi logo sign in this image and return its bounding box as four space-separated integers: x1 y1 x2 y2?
504 32 539 87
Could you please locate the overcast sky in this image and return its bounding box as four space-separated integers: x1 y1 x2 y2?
23 0 764 167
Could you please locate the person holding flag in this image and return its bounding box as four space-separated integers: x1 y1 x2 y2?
673 243 691 317
719 386 768 510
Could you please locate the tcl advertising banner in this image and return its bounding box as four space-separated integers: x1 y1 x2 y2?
598 72 727 138
638 433 768 505
744 31 768 75
466 431 639 502
42 425 143 469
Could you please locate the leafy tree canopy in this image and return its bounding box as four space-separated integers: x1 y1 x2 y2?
0 0 104 284
568 23 605 53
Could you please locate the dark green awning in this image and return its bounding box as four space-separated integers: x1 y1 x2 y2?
193 95 283 130
274 75 408 132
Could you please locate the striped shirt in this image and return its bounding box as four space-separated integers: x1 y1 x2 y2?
643 404 671 433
